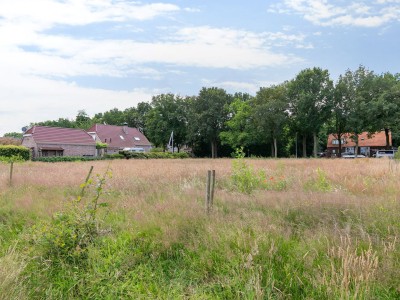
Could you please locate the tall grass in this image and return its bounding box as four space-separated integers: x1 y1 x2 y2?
0 158 399 299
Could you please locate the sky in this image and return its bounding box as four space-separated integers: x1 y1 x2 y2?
1 0 400 136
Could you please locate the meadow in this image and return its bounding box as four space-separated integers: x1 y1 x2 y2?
0 158 399 299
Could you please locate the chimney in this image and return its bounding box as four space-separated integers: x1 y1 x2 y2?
122 122 128 134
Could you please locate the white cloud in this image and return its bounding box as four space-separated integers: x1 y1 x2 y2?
0 1 311 135
272 0 400 27
202 80 280 95
0 1 180 30
0 72 154 135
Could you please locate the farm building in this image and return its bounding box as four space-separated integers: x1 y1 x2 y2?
87 124 152 154
22 126 97 158
327 131 391 157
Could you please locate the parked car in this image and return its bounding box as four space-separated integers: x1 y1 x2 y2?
341 152 366 159
375 149 397 159
122 147 145 153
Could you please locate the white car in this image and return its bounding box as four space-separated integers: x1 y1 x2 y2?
375 150 397 158
341 153 366 159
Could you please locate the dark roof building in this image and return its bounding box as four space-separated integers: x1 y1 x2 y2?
22 126 96 158
87 124 152 153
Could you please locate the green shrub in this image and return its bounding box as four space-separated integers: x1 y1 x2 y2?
33 156 97 162
0 155 26 163
28 168 112 265
231 148 266 194
119 151 189 159
150 147 164 152
33 154 124 162
0 145 30 161
96 142 108 149
104 153 124 159
394 151 400 160
304 168 332 192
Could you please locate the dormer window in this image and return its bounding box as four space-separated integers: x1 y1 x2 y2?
134 137 140 141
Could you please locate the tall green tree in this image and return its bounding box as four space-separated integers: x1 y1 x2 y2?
36 117 77 128
3 132 23 138
288 67 333 157
75 110 93 129
252 84 289 158
189 87 232 158
220 95 253 151
369 72 400 149
124 102 152 133
145 94 188 151
328 71 355 157
344 66 376 155
94 108 125 126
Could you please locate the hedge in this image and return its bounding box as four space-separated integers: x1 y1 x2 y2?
119 151 190 159
0 145 30 161
33 153 124 163
32 151 189 162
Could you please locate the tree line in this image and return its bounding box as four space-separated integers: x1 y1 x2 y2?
7 65 400 158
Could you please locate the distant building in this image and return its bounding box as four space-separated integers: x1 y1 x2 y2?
87 124 152 154
327 131 391 157
22 126 97 158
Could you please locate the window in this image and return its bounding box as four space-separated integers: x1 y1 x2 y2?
332 139 346 145
120 135 125 140
134 137 140 141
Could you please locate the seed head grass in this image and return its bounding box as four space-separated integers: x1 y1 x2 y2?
0 158 399 298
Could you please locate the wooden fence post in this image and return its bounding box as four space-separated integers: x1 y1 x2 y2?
80 166 94 197
9 161 14 187
205 170 216 214
210 170 216 209
205 170 211 214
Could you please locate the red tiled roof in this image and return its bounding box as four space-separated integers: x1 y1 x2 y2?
25 126 96 145
87 124 151 148
327 131 391 148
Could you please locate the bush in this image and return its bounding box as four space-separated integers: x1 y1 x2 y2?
394 151 400 160
230 148 266 194
150 147 164 152
33 154 125 162
303 168 332 192
0 155 26 163
28 168 112 265
119 151 189 159
33 156 99 162
104 153 124 160
0 145 30 161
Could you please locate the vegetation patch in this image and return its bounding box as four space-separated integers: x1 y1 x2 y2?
0 145 30 161
0 159 399 299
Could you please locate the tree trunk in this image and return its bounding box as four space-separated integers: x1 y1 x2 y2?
271 142 274 158
302 135 307 158
211 140 218 158
385 128 390 149
274 137 278 158
338 134 342 158
313 132 318 158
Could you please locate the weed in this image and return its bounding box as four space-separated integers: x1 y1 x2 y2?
231 148 265 194
27 167 112 266
304 167 332 192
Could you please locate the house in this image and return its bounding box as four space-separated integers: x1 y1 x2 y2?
327 131 392 157
22 126 97 158
87 124 152 154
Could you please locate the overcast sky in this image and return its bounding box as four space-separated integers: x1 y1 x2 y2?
1 0 400 135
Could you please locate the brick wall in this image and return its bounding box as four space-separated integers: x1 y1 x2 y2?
37 143 97 157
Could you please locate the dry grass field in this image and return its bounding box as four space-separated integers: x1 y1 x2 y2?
0 158 399 299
